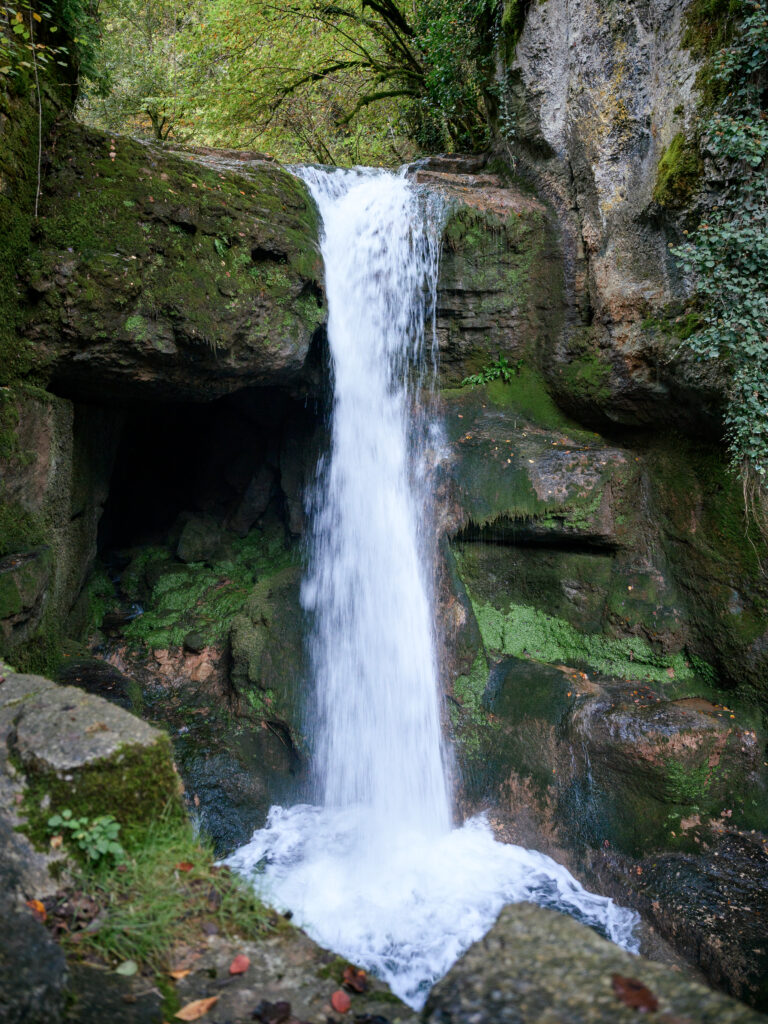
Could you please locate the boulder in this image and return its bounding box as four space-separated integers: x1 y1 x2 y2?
24 123 326 403
1 671 181 836
424 902 766 1023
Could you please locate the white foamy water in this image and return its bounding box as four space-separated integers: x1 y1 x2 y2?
226 167 639 1009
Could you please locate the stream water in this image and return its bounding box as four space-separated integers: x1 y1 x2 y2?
225 167 640 1009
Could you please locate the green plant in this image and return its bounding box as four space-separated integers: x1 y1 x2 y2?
65 808 272 971
671 0 768 487
47 809 125 863
461 354 521 387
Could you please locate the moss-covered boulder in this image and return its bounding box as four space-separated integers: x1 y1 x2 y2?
230 565 307 737
23 122 326 402
1 671 181 841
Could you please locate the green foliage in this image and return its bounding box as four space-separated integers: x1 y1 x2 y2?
47 808 125 864
671 0 768 481
123 527 297 650
64 807 272 972
77 0 194 141
79 0 523 162
461 354 521 387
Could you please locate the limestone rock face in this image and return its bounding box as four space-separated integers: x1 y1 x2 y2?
424 902 766 1024
414 168 565 388
24 123 326 403
0 390 120 669
507 0 722 427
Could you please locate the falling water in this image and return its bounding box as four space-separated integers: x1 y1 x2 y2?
226 168 639 1008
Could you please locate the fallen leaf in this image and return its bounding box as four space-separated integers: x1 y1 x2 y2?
175 996 219 1021
253 1000 292 1024
228 953 250 975
168 969 191 980
342 965 367 993
175 861 194 872
331 989 351 1013
115 959 138 976
26 899 46 922
611 974 658 1012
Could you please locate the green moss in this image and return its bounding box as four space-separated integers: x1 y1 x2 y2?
663 756 715 805
556 327 614 407
0 501 46 558
19 734 183 850
124 313 148 339
500 0 530 53
472 599 704 685
682 0 740 58
77 566 116 639
653 133 704 208
123 524 298 651
453 649 490 725
560 351 612 404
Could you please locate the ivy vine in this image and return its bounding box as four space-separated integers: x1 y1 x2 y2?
671 0 768 484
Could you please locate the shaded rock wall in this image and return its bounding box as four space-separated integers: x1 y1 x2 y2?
0 115 326 673
503 0 724 429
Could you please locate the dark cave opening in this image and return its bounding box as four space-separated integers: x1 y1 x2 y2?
97 387 323 556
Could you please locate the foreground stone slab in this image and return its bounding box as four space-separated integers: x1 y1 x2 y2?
423 902 766 1023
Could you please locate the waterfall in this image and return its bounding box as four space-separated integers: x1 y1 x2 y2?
225 168 639 1009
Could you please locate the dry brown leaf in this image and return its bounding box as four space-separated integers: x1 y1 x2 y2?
26 899 46 923
611 974 658 1012
228 953 250 975
175 996 219 1020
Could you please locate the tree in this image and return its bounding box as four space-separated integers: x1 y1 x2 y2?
78 0 197 142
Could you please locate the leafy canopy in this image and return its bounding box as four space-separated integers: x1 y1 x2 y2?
79 0 513 163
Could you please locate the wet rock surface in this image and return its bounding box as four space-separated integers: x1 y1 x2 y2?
590 832 768 1011
424 902 767 1024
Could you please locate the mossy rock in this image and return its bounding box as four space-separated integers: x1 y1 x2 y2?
230 565 306 734
2 672 182 847
440 374 634 542
23 122 326 402
436 190 565 387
